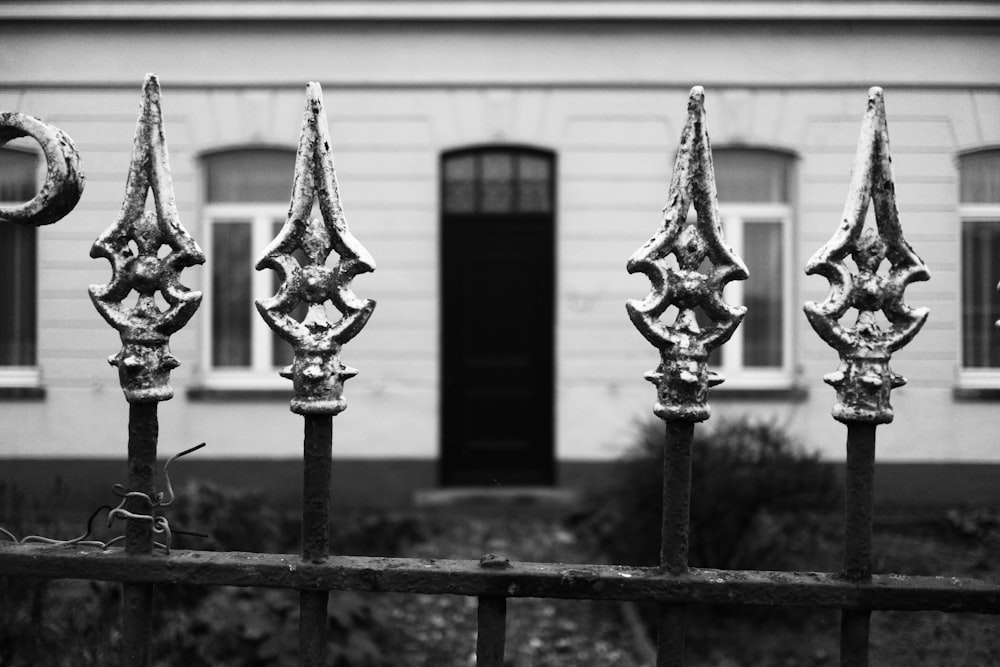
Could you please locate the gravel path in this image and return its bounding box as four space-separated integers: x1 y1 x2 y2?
373 509 651 666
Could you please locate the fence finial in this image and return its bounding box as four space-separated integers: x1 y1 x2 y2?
89 74 205 403
0 112 84 227
627 86 748 422
256 82 376 416
804 87 929 424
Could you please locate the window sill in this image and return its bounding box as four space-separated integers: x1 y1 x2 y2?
953 386 1000 401
709 384 808 401
0 368 45 400
954 372 1000 400
0 385 45 400
187 385 291 402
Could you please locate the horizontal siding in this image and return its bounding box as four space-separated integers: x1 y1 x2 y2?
799 179 957 208
562 116 675 149
2 79 998 463
971 91 1000 145
562 150 672 179
800 151 957 179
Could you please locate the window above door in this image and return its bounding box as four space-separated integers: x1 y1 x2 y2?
442 147 554 215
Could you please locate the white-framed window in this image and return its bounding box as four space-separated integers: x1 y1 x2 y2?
701 148 795 388
0 145 41 388
958 149 1000 387
201 147 303 388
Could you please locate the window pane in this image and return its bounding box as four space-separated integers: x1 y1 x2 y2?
443 149 554 215
481 153 514 213
0 224 36 365
443 154 476 213
689 256 724 367
962 220 1000 367
204 149 295 203
0 148 38 366
960 151 1000 203
0 148 38 203
713 150 791 203
212 222 252 367
743 222 783 367
518 154 553 213
271 220 309 367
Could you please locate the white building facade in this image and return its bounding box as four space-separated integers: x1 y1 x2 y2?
1 2 999 494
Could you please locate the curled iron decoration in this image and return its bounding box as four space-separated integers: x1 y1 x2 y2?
0 111 84 227
256 82 376 416
89 74 205 403
627 86 748 422
804 87 929 424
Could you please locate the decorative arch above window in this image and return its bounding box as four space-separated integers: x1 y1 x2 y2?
202 147 297 203
712 147 794 204
442 147 555 215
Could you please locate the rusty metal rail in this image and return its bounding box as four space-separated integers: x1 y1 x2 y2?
1 77 998 667
2 544 999 613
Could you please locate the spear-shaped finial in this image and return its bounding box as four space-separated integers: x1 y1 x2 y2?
255 82 376 416
89 74 205 403
627 86 748 422
804 87 929 424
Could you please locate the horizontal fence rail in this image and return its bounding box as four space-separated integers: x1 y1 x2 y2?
1 76 999 667
2 544 1000 613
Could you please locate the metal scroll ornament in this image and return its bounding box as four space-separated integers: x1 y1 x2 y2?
0 111 84 227
804 88 929 424
256 83 376 416
90 75 205 403
627 87 748 422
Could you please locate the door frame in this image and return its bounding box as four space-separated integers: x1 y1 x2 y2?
437 144 557 487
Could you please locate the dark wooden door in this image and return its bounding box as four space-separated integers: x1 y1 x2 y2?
440 148 555 486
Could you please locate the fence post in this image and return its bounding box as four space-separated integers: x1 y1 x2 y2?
804 87 930 667
255 81 376 667
89 74 205 667
627 86 749 667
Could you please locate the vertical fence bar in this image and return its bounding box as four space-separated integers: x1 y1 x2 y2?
476 595 507 666
840 422 876 666
122 402 159 666
803 88 929 667
255 82 376 667
661 421 694 574
627 87 749 667
843 423 876 581
300 414 333 666
89 74 205 667
657 420 694 667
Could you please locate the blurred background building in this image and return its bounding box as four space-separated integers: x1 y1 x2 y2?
1 1 999 506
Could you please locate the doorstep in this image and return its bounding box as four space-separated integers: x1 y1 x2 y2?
413 486 580 514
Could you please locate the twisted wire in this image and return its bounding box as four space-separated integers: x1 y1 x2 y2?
0 443 206 553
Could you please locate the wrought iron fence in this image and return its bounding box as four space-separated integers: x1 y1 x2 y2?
1 75 998 667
